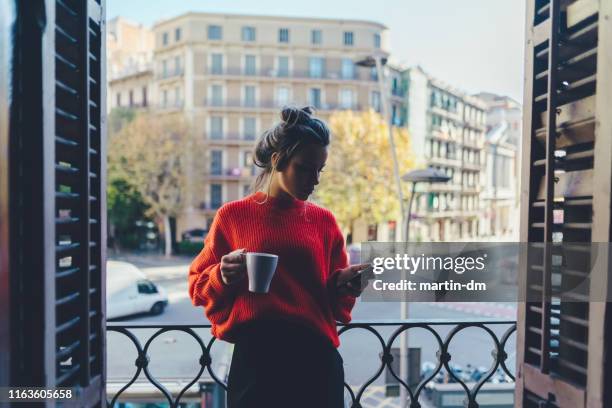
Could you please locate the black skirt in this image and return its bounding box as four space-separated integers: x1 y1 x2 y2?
226 320 345 408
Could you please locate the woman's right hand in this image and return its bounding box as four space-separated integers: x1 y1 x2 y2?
220 248 247 286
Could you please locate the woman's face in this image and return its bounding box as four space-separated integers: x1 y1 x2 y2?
275 144 328 201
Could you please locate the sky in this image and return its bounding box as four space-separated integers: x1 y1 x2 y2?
107 0 526 102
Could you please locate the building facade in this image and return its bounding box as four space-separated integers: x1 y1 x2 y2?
477 93 521 240
402 66 488 241
109 12 406 239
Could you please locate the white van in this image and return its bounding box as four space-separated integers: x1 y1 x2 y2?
106 260 168 320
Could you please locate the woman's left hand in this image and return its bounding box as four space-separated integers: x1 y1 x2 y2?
335 263 371 297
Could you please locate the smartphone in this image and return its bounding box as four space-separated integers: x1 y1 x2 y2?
348 265 374 287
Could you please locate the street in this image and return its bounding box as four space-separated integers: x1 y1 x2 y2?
107 259 517 407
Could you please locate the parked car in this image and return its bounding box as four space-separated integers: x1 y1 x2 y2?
181 228 208 243
106 261 168 319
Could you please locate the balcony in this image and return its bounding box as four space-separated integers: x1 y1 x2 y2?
204 67 373 82
206 133 257 146
203 98 363 112
107 319 516 407
208 167 256 181
157 68 184 80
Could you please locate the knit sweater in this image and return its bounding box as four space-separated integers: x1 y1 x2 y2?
188 191 355 348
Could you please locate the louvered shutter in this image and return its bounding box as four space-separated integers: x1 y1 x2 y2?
54 0 106 405
517 1 612 407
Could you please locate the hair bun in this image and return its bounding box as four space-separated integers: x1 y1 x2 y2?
281 105 313 127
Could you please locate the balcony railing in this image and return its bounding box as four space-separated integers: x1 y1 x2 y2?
203 98 363 111
157 68 184 80
107 319 516 408
208 167 257 179
206 133 257 143
205 67 370 82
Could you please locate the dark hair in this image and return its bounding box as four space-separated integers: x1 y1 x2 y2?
251 106 330 192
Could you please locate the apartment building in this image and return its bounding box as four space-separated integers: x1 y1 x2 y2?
145 12 400 236
402 66 488 241
476 93 521 240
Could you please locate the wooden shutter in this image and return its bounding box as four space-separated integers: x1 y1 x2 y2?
517 1 612 407
2 0 106 406
54 0 106 405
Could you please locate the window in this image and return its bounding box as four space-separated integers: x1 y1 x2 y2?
370 67 378 81
244 55 257 75
175 27 181 41
341 58 354 79
242 26 256 41
162 90 168 106
128 90 133 107
210 184 223 209
208 25 222 40
392 104 399 125
277 56 289 77
343 31 354 46
242 151 251 167
243 117 257 140
276 86 290 106
142 86 148 107
243 184 251 197
340 89 354 109
162 59 168 77
137 280 158 294
116 92 121 107
210 116 223 139
211 150 223 175
174 56 181 75
174 87 181 106
279 28 290 43
370 91 381 112
211 53 223 74
244 85 256 107
309 57 325 78
311 29 322 45
210 85 223 106
374 33 381 49
162 32 168 46
309 88 322 109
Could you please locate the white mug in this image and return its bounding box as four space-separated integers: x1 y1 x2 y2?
245 252 278 293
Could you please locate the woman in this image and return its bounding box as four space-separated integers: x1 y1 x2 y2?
188 106 369 408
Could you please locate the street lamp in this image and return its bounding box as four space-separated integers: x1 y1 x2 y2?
355 54 405 240
398 167 451 408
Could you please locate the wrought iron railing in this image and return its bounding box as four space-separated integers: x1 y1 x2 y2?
107 318 516 408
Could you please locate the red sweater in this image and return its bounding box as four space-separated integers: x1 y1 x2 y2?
188 191 355 348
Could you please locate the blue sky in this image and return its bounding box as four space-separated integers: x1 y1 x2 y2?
107 0 526 102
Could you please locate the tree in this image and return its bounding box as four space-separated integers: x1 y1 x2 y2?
108 113 193 257
315 110 415 240
107 108 151 251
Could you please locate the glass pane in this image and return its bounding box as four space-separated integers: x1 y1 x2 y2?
245 55 256 75
276 87 289 106
309 57 324 78
309 88 321 108
211 184 222 208
244 86 256 107
208 25 222 40
211 85 223 106
210 151 223 175
244 117 256 140
211 54 223 74
277 56 289 77
341 59 354 79
210 117 223 139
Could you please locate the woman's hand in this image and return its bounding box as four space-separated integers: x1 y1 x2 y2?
335 263 371 297
220 248 247 286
